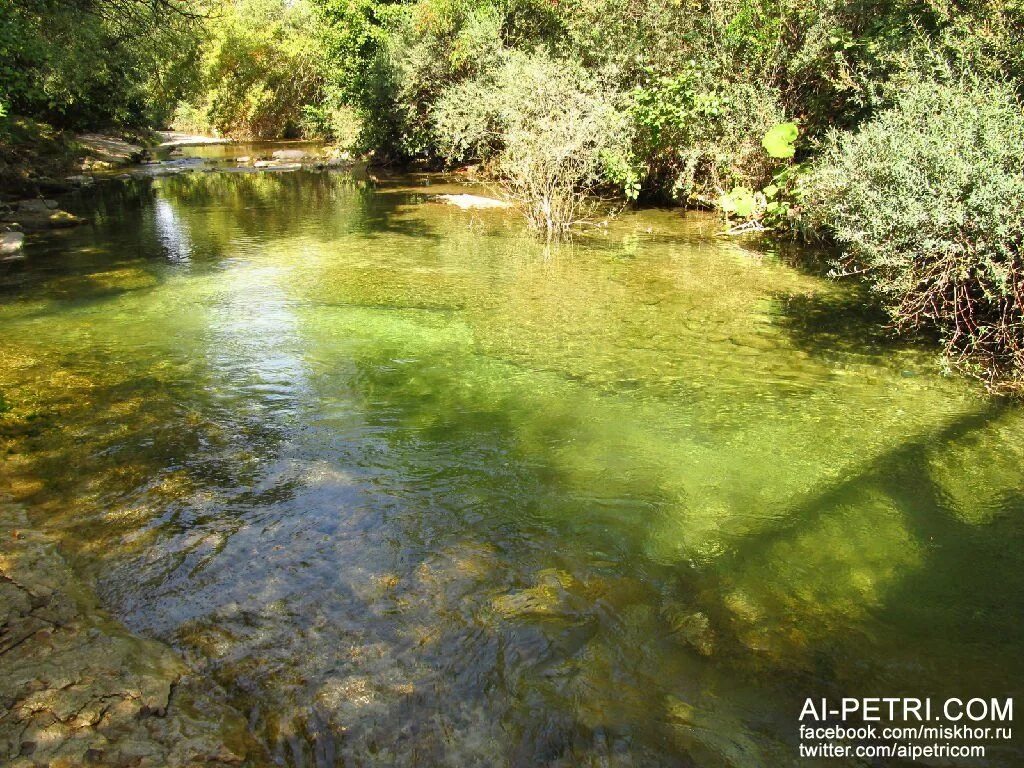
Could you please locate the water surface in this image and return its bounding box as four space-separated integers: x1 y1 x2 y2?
1 159 1022 767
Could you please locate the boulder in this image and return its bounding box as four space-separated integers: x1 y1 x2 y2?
661 604 715 656
1 209 86 230
16 199 58 214
271 149 309 161
47 211 86 228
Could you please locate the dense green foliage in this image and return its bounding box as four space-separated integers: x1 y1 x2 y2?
808 78 1024 389
311 0 1023 205
0 0 201 128
1 0 1023 383
171 0 329 138
434 51 633 235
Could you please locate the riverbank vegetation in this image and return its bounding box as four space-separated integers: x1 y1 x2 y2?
1 0 1023 387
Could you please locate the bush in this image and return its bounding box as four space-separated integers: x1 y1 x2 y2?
630 65 787 205
434 51 633 237
807 78 1024 389
358 0 509 158
173 0 328 139
301 102 363 147
317 0 564 159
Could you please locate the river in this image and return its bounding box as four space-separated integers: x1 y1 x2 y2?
1 146 1022 767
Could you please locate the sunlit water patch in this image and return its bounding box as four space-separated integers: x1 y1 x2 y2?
1 162 1022 767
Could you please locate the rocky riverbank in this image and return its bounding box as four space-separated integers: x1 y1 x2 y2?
0 122 146 199
0 505 271 768
0 122 231 200
0 198 88 261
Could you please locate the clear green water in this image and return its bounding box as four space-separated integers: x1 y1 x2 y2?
1 159 1022 767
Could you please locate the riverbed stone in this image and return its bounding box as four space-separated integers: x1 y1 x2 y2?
0 506 270 767
491 568 578 618
661 604 715 656
271 149 309 161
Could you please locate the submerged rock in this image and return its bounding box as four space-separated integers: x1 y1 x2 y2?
0 506 270 767
661 604 715 656
491 568 578 619
665 696 767 768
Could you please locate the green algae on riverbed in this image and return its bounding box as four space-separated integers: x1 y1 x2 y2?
1 164 1022 766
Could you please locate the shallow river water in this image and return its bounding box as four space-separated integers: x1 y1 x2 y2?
1 151 1023 767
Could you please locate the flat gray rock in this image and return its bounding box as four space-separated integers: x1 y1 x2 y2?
435 193 511 210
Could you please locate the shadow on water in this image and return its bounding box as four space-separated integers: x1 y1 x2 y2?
773 288 894 351
704 406 1024 765
770 286 946 368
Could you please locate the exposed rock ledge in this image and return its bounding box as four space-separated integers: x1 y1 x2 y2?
76 134 146 171
435 193 511 210
155 132 231 149
0 506 270 768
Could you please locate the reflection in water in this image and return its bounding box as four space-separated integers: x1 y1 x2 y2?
154 197 193 262
0 164 1021 767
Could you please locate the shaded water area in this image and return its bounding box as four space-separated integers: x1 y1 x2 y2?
1 152 1023 766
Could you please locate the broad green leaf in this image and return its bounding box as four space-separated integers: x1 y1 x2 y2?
720 186 756 218
762 122 799 159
